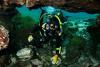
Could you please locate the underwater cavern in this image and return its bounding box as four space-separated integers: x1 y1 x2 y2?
0 0 100 67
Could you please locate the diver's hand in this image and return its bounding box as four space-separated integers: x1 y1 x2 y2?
28 35 33 42
59 32 62 36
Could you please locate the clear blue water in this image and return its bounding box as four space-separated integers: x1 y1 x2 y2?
16 5 100 23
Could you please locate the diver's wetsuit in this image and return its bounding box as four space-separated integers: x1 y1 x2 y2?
40 13 62 50
27 8 63 55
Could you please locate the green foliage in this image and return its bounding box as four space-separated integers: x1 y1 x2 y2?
65 36 86 64
11 14 37 42
70 36 84 46
12 14 35 30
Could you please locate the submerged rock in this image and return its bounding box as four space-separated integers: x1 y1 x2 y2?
31 59 43 67
16 47 33 60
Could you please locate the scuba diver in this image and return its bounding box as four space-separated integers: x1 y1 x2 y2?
28 6 63 65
